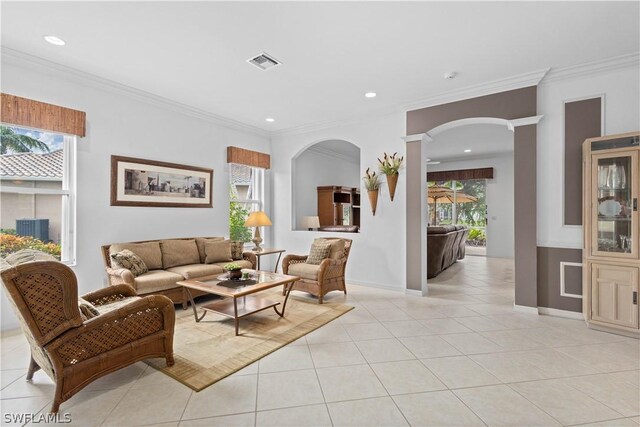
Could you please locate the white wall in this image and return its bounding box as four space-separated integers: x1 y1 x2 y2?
0 59 271 330
427 153 515 258
271 113 407 290
537 64 640 250
293 148 360 229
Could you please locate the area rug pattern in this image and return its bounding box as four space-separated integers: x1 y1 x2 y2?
145 290 353 391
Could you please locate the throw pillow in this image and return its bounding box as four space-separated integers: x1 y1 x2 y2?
204 240 233 264
307 240 332 265
160 239 200 268
78 297 100 321
195 237 225 263
110 249 149 277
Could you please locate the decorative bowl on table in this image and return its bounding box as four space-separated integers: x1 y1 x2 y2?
224 262 243 280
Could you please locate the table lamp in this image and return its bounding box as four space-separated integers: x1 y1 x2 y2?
244 211 272 252
301 216 320 231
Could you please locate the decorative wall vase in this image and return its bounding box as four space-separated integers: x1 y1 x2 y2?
368 189 379 216
387 173 398 201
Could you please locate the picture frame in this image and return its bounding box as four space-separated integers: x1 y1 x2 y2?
110 155 213 208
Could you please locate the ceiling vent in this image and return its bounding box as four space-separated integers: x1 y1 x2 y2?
247 52 281 71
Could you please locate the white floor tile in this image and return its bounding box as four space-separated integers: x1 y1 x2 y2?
393 391 485 426
182 374 257 420
308 342 366 368
327 397 408 426
355 338 415 363
256 404 330 426
316 365 387 403
421 355 501 389
370 360 446 395
256 369 324 411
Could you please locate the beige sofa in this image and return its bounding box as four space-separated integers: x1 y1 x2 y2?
101 237 256 308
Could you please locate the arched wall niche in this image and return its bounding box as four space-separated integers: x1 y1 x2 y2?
291 139 361 231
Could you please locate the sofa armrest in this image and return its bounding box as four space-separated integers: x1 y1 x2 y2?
81 284 137 306
242 251 257 269
282 254 308 275
318 257 346 283
47 295 175 367
105 267 135 287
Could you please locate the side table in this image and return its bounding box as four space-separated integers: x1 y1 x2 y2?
252 248 286 272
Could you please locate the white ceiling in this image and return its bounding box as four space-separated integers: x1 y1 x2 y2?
308 139 360 163
1 2 638 133
428 124 514 163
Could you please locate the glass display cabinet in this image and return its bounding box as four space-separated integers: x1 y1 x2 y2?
583 132 639 336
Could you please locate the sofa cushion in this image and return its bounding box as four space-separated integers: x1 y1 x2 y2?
94 296 142 315
287 263 320 281
78 297 100 320
195 237 225 263
167 263 224 280
314 238 345 260
133 270 184 294
109 242 163 270
307 240 332 265
212 260 253 270
110 249 148 277
204 240 233 264
160 239 200 268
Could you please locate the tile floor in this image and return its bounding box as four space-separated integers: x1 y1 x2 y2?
1 256 638 426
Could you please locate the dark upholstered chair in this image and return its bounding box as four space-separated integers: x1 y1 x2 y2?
427 226 468 278
1 261 175 413
283 238 352 304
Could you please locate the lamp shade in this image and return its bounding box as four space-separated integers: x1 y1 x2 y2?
301 216 320 229
244 211 272 227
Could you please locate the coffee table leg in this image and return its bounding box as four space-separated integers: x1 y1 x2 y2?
274 281 295 317
186 288 207 322
233 298 240 336
273 252 283 273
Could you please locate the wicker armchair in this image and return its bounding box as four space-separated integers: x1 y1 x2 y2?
0 261 175 413
282 238 352 304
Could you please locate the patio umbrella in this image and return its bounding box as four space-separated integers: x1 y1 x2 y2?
427 185 477 224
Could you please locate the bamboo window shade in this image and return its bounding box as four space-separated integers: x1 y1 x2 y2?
427 167 494 182
1 93 86 137
227 146 270 169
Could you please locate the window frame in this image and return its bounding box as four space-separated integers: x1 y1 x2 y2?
0 125 77 265
229 164 266 247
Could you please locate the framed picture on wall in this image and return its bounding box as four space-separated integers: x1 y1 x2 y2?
110 155 213 207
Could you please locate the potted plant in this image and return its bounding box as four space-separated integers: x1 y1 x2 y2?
363 168 383 216
378 152 403 201
229 199 252 259
224 262 243 280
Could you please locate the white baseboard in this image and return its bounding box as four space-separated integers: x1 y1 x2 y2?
513 304 539 315
538 306 584 320
404 289 425 297
346 280 405 293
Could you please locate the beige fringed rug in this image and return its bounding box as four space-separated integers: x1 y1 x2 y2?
145 291 353 391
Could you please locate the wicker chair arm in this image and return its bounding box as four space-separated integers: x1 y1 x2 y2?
105 267 135 287
318 257 346 283
242 251 257 269
282 254 309 274
81 284 137 306
47 295 175 366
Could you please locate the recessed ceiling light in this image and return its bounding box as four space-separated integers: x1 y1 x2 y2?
365 92 377 98
464 149 472 153
265 117 275 123
44 35 65 46
427 161 441 165
444 71 457 80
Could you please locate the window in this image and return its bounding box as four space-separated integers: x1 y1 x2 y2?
0 125 76 263
229 163 264 245
427 179 486 248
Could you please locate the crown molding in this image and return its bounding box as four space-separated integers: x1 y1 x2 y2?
306 145 359 164
541 52 640 84
403 68 550 113
0 47 270 138
507 115 544 131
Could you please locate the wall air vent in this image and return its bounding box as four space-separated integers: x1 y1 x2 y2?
247 52 281 71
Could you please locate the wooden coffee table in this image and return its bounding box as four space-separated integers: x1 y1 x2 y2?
178 270 300 335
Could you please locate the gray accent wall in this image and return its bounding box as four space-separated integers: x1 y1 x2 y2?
514 125 538 308
537 247 583 312
406 141 424 292
564 98 602 225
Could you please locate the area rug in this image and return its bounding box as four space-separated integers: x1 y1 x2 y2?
145 290 353 391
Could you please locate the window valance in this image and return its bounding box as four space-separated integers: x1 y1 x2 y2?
1 93 86 137
226 146 270 169
427 167 494 182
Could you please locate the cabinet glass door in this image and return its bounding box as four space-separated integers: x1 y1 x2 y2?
592 151 638 258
